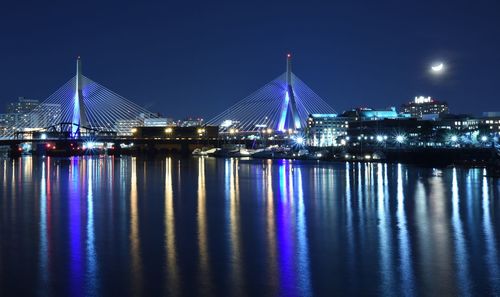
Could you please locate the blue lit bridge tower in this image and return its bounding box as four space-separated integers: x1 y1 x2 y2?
73 56 89 137
278 54 302 131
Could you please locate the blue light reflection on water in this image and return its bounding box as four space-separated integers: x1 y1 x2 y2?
451 168 471 296
482 170 500 293
69 157 83 297
86 159 97 297
0 156 499 296
396 164 415 297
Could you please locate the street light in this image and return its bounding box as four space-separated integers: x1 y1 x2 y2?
295 136 304 145
395 134 406 144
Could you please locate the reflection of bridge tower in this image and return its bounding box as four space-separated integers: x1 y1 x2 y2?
73 56 89 136
278 54 301 131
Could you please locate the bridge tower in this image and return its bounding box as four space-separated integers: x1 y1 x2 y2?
287 54 301 130
278 53 302 131
72 56 89 136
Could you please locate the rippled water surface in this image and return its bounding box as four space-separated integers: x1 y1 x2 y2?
0 156 499 296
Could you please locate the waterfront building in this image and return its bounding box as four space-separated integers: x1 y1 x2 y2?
144 118 174 127
131 125 218 139
306 108 410 147
401 96 449 118
306 114 347 146
480 112 500 139
344 118 435 147
434 114 480 131
340 107 411 120
115 119 144 136
178 117 204 127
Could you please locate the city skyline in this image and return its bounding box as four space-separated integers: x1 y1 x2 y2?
1 1 500 119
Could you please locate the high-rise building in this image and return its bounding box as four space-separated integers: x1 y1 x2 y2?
401 96 449 118
31 103 62 128
3 97 40 130
7 97 39 114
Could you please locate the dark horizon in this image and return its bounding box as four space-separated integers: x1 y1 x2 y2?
1 1 500 119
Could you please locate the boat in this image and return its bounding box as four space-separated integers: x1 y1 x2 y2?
192 147 218 156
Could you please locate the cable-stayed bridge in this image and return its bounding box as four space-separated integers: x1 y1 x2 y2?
0 54 336 155
207 54 336 133
2 57 158 139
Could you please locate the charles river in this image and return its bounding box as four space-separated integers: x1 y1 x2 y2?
0 156 499 297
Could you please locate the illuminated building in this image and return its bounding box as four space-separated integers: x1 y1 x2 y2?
401 96 449 118
7 97 39 114
340 107 409 120
31 103 62 128
131 126 218 139
116 119 144 136
4 97 40 129
144 118 174 127
306 114 347 147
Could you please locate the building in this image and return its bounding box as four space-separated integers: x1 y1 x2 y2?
144 118 174 127
131 126 219 139
480 112 500 139
339 107 410 120
178 117 204 127
7 97 39 114
30 103 62 129
3 97 40 130
306 108 411 147
401 96 449 118
115 119 144 136
306 114 347 146
344 118 436 147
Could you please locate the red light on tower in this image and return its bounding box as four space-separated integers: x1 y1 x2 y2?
287 53 291 58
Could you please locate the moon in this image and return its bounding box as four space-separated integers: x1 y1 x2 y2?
431 63 444 72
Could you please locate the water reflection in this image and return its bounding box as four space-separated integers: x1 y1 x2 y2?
197 157 211 295
345 163 356 290
38 161 49 293
86 159 97 296
264 160 278 293
396 164 415 296
377 164 394 294
69 158 84 297
225 158 243 296
130 157 142 295
451 169 471 296
482 171 500 293
164 157 178 296
277 161 295 294
295 167 312 296
0 157 499 296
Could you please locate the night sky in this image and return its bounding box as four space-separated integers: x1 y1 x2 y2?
1 0 500 119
